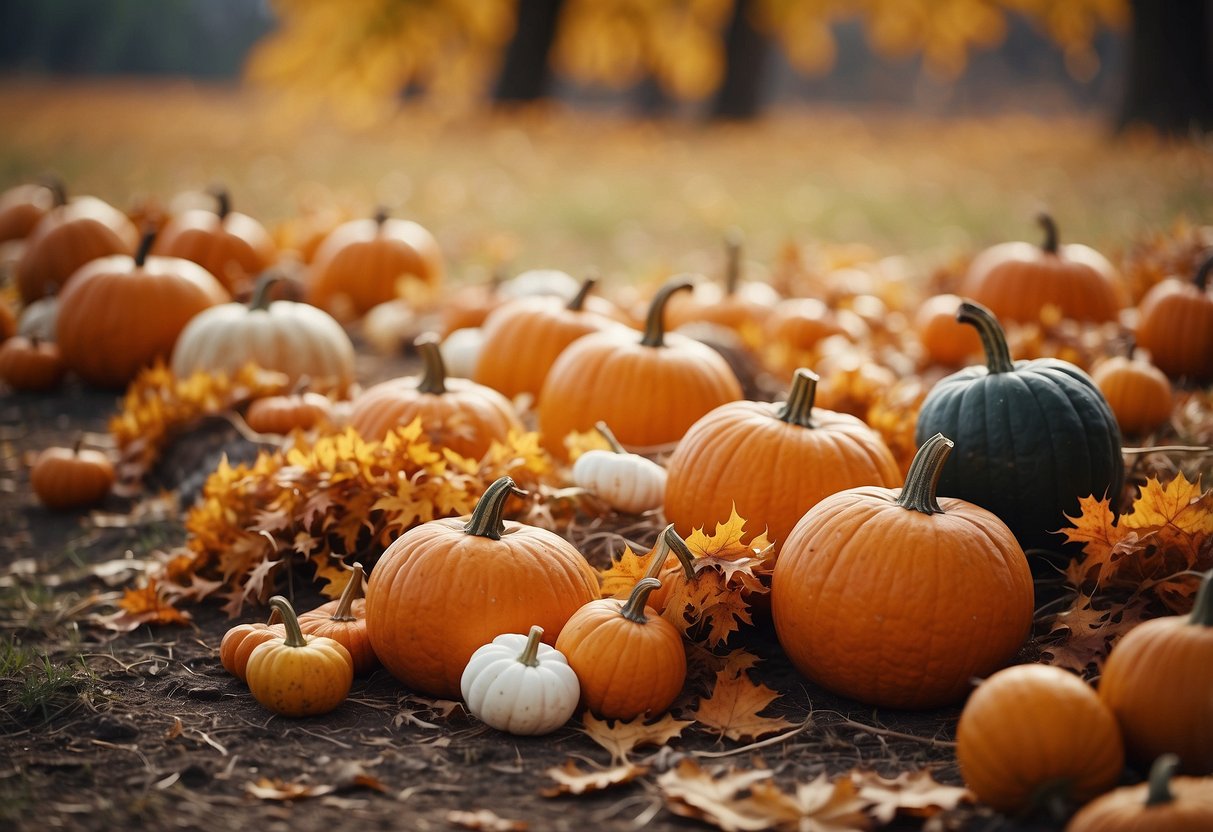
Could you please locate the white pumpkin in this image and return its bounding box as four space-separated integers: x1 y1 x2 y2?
498 268 581 302
572 422 667 514
440 327 484 380
460 625 580 736
17 295 58 341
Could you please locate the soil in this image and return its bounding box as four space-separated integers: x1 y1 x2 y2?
1 365 1066 832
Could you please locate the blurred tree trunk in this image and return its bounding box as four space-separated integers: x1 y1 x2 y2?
1118 0 1213 134
710 0 771 120
492 0 564 103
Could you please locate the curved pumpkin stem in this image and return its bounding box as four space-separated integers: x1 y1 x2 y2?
249 273 281 312
621 578 661 623
776 369 818 429
134 229 156 268
567 277 596 312
42 175 67 209
1145 754 1180 807
957 301 1015 375
723 228 743 297
415 335 448 394
465 476 528 541
266 605 283 626
641 524 695 583
594 421 627 454
268 595 308 649
373 206 389 228
210 186 231 221
1195 253 1213 293
516 624 544 668
896 433 954 516
641 279 694 348
1037 213 1059 255
328 563 364 622
1189 570 1213 627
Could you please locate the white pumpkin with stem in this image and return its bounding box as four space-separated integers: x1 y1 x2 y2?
572 422 668 514
460 625 580 736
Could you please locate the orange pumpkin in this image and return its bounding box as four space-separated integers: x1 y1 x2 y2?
349 336 521 460
30 440 115 510
961 213 1122 325
555 577 686 719
664 368 900 552
307 208 444 319
0 182 55 242
915 293 983 367
1134 254 1213 382
762 297 867 379
1098 569 1213 775
298 563 377 675
364 477 599 698
55 231 229 388
245 596 353 717
245 390 334 435
537 280 742 458
1066 754 1213 832
957 664 1124 814
441 272 502 337
665 231 778 337
151 187 276 297
1091 350 1173 437
15 182 139 303
219 607 284 682
0 336 65 392
771 433 1034 709
474 277 624 402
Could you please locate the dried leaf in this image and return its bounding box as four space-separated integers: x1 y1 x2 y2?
541 760 648 796
850 769 972 822
246 778 335 801
445 809 527 832
692 666 796 742
581 712 693 763
1040 594 1148 675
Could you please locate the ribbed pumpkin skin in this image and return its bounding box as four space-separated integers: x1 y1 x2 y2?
1091 356 1173 437
30 446 115 510
664 395 900 552
0 183 54 242
957 664 1124 813
219 622 285 682
152 207 276 296
56 253 229 388
246 635 353 718
771 484 1033 709
17 196 139 303
364 518 599 698
1134 264 1213 382
1065 773 1213 832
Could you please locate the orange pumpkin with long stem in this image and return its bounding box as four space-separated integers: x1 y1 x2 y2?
364 477 599 698
245 596 353 717
665 230 777 337
1135 254 1213 382
298 563 377 675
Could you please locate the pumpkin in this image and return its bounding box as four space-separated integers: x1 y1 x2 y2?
1098 569 1213 775
171 274 354 393
307 207 444 319
1066 754 1213 832
0 300 14 343
245 390 334 435
957 664 1124 814
1091 349 1173 437
364 476 599 698
664 368 900 552
474 277 624 402
913 301 1123 554
151 187 276 297
15 181 139 303
497 268 581 302
297 563 377 675
0 182 55 242
219 607 284 682
440 327 485 380
1134 254 1213 382
665 230 778 337
555 578 687 720
772 433 1034 709
16 295 58 341
56 231 229 389
915 293 983 367
460 624 581 736
441 272 502 336
572 422 668 514
245 595 353 717
960 213 1122 325
349 336 521 460
30 440 115 510
762 298 867 379
537 280 742 458
0 336 65 392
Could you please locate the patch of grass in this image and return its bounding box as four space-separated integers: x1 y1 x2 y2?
0 636 95 731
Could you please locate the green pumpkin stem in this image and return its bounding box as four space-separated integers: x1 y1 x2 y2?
249 273 280 312
641 279 694 348
1189 570 1213 627
896 433 954 515
594 421 627 454
621 578 661 623
415 336 448 394
266 606 283 626
516 625 545 668
465 476 527 540
134 230 156 268
1196 254 1213 292
1037 213 1059 255
724 228 743 296
776 369 818 428
568 277 596 312
957 301 1015 375
211 186 231 221
328 563 364 622
268 596 308 648
1145 754 1181 807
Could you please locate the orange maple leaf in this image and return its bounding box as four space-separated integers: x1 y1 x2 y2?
691 665 797 742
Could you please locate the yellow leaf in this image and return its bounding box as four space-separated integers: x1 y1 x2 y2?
581 712 693 763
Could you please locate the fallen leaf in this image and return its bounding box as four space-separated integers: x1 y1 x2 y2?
245 778 335 801
446 809 527 831
1039 594 1147 676
692 666 796 742
541 759 648 796
581 712 693 763
850 769 972 822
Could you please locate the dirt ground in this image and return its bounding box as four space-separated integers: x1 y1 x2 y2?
1 360 1066 832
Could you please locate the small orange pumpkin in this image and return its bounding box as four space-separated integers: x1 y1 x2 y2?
1066 754 1213 832
245 596 353 717
555 577 687 719
1134 254 1213 383
1091 349 1173 437
0 181 55 242
762 297 867 379
245 390 334 435
665 231 778 338
297 563 377 675
0 336 66 392
219 607 285 682
30 439 115 510
915 293 983 367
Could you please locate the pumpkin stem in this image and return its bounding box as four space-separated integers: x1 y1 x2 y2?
1145 754 1180 807
249 273 280 312
1195 253 1213 292
373 206 389 227
776 369 818 428
515 624 545 668
134 229 156 268
328 563 364 622
266 606 283 626
957 301 1015 375
1189 569 1213 627
642 525 674 581
210 186 231 221
41 175 67 208
641 279 694 348
1037 213 1059 255
465 476 527 540
724 228 743 297
620 578 661 623
268 595 308 648
594 421 627 454
663 525 696 581
895 433 954 515
567 277 596 312
72 436 84 456
415 335 448 394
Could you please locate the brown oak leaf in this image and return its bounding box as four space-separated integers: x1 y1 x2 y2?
692 666 797 742
541 760 648 796
850 769 972 823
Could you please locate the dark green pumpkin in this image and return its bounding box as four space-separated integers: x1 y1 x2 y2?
913 301 1123 554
